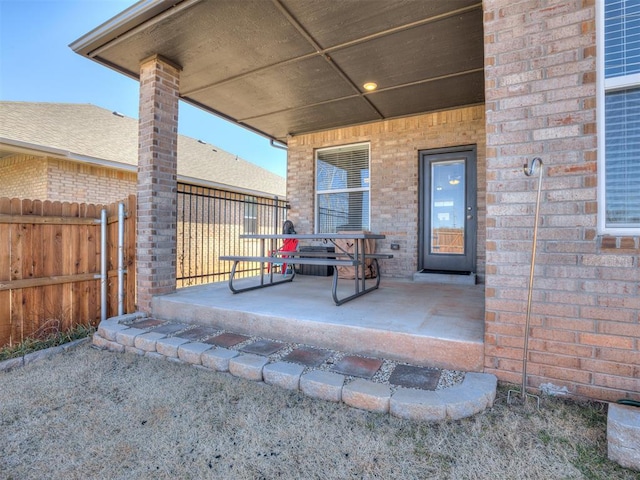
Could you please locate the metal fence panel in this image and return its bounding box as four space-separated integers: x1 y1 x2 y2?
177 183 289 287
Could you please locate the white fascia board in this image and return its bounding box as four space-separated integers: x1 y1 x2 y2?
1 138 69 158
69 0 184 56
0 137 136 172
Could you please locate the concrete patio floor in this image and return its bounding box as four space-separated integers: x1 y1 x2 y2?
151 276 486 372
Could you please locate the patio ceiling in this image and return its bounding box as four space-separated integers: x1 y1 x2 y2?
71 0 485 145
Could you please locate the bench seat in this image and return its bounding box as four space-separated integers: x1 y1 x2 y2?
270 251 394 260
219 255 357 267
219 251 392 306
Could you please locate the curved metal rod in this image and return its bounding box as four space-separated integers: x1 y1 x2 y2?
521 157 544 400
524 157 543 176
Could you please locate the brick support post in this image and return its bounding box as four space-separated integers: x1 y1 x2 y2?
481 1 640 402
136 55 181 313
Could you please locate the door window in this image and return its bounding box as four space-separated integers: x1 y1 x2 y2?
431 160 466 255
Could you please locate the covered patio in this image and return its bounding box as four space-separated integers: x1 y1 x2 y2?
152 276 485 372
71 1 487 376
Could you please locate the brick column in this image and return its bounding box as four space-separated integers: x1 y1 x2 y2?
136 54 181 313
483 1 604 397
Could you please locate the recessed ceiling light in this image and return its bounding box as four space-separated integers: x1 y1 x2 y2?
363 82 378 91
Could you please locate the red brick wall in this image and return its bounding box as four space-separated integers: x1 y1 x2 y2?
484 0 639 402
287 106 487 280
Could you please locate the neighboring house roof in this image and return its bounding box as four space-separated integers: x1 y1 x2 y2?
0 101 286 197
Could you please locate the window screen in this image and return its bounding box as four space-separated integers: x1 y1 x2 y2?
603 0 640 229
605 88 640 226
605 0 640 78
316 144 370 233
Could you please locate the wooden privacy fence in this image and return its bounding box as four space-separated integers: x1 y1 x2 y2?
432 228 464 254
0 195 136 348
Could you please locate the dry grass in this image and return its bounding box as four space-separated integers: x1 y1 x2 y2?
0 323 94 361
0 345 635 480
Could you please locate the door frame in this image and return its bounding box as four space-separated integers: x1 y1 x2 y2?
418 145 477 273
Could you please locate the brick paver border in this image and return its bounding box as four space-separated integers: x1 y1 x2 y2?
90 313 498 422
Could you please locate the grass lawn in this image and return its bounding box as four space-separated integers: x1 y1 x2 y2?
0 344 636 479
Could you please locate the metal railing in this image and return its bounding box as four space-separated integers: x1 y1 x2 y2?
317 206 348 233
177 183 289 288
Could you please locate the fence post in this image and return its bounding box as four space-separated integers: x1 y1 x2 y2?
118 202 125 316
101 208 107 322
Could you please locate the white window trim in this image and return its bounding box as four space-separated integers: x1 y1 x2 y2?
314 142 371 234
244 196 258 234
320 186 369 195
596 0 640 235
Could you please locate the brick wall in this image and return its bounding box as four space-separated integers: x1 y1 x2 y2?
0 155 48 199
484 0 639 402
0 154 136 204
287 105 486 280
46 159 136 204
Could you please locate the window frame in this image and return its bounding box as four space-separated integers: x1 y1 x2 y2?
314 142 371 234
243 195 258 234
597 0 640 235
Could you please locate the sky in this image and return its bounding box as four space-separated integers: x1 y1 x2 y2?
0 0 287 177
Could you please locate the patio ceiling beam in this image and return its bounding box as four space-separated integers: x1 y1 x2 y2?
321 2 482 54
177 96 281 145
236 66 486 125
180 52 321 97
271 0 383 121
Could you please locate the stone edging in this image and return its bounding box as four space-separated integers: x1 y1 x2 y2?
0 337 91 373
607 403 640 471
94 313 498 422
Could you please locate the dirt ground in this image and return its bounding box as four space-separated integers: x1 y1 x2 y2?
0 344 635 480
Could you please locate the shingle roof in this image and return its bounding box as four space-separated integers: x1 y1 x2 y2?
0 101 285 197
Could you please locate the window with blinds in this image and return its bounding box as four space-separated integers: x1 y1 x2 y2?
602 0 640 230
315 143 370 233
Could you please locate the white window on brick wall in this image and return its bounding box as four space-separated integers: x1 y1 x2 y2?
315 143 370 233
244 196 258 234
598 0 640 233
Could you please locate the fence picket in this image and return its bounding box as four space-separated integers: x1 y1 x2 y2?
9 198 24 345
30 200 45 342
20 200 36 340
0 198 11 346
123 195 136 313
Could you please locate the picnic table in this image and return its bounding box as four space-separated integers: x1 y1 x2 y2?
220 233 393 305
